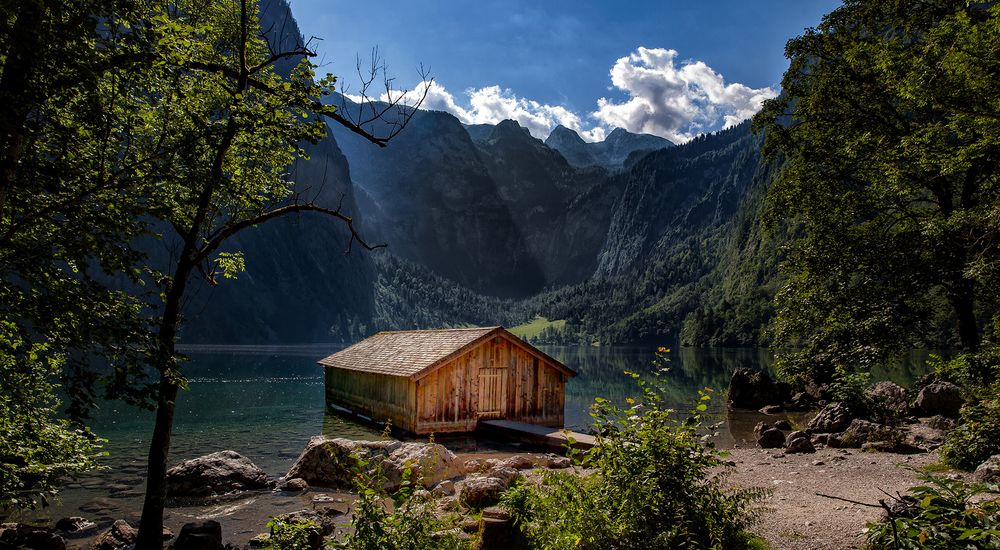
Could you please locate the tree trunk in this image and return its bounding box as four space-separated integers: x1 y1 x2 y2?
950 280 980 354
0 0 45 220
135 374 179 549
135 266 191 549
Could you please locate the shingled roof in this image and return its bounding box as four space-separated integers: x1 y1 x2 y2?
318 326 574 380
318 327 499 378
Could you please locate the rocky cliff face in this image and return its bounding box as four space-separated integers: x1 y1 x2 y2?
473 120 617 286
597 123 762 276
543 125 597 167
331 107 620 297
598 127 675 168
329 106 547 298
491 121 781 346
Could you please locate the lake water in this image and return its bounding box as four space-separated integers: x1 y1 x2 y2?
14 345 933 543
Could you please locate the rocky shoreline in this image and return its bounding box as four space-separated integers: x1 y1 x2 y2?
6 370 999 550
5 434 997 550
1 438 571 550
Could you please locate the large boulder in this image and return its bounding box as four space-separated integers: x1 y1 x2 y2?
753 421 771 440
91 520 173 550
165 450 272 498
807 402 853 434
971 454 1000 483
915 381 963 418
278 477 309 492
866 381 910 416
727 368 789 410
497 455 535 470
833 419 906 449
757 428 786 449
485 466 521 487
286 438 397 488
0 524 66 550
285 437 462 491
926 415 956 431
458 467 523 509
459 477 508 508
537 455 571 469
784 431 816 454
91 520 135 550
475 506 530 550
786 391 816 412
174 521 223 550
383 441 464 489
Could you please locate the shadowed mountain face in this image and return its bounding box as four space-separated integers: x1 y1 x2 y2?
329 107 547 298
544 125 674 170
474 120 619 286
330 105 619 297
178 0 375 344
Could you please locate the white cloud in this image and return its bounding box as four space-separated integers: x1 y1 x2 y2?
353 47 775 144
357 81 606 142
593 47 777 143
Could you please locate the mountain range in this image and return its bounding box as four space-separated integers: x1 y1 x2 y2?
178 0 779 346
544 125 674 170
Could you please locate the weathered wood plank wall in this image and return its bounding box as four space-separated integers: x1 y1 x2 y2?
413 334 566 434
325 368 417 432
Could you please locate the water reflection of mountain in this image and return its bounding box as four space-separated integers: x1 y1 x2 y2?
541 346 771 430
541 346 934 431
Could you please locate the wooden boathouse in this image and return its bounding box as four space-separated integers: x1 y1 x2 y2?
318 326 576 435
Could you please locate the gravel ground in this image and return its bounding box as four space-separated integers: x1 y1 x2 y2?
724 446 942 550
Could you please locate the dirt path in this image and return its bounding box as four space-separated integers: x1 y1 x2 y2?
725 446 942 550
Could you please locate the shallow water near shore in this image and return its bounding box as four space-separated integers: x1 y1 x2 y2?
11 345 933 546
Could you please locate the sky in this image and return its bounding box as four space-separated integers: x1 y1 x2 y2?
287 0 842 143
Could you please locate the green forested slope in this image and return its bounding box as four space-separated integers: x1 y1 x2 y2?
372 122 786 346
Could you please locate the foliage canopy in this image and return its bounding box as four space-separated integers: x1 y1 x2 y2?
754 0 1000 384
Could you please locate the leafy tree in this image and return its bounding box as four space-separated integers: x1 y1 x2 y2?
0 0 159 510
118 2 423 545
754 1 1000 384
0 322 106 509
2 0 423 542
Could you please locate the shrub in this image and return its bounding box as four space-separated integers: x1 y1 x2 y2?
829 366 875 419
941 393 1000 470
500 371 767 549
331 459 466 550
865 473 1000 549
0 324 106 510
264 517 323 550
936 346 1000 470
929 347 1000 387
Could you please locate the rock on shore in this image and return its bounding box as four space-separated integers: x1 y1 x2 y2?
165 450 273 498
285 437 463 491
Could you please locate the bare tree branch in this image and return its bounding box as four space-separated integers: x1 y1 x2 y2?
192 201 385 267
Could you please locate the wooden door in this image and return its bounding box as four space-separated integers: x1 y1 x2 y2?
478 368 507 419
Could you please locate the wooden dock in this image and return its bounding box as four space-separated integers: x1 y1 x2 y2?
478 419 596 450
